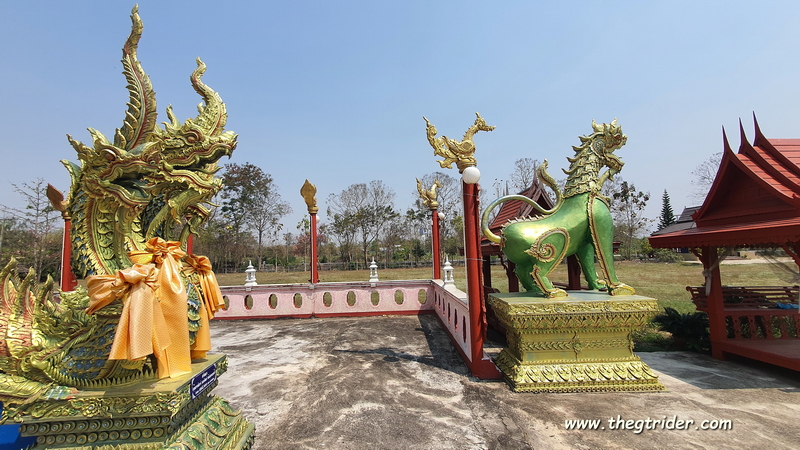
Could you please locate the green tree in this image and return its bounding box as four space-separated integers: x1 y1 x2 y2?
328 210 357 263
509 157 540 193
296 216 311 270
410 239 427 266
658 189 676 230
612 181 652 260
413 171 460 242
690 152 722 202
327 181 398 264
9 179 61 280
0 217 29 266
193 207 246 272
217 162 290 268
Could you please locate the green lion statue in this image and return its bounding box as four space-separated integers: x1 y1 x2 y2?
481 119 634 298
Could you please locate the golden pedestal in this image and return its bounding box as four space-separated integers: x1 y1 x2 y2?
15 354 254 449
488 291 665 393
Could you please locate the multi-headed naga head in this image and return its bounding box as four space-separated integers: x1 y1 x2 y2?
0 6 239 414
62 5 237 276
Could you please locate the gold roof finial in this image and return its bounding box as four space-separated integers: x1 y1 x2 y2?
301 179 318 214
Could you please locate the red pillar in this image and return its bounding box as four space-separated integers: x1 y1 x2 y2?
186 233 194 255
60 219 77 292
431 209 441 279
462 181 502 379
566 255 582 290
700 246 728 360
310 212 320 284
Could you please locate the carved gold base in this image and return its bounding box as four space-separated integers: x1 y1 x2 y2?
488 291 665 393
14 355 255 449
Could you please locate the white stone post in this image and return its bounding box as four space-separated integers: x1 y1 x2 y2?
244 260 258 287
443 256 455 288
369 258 379 283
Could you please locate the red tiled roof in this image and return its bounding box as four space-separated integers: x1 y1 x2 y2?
651 116 800 248
649 216 800 248
480 175 554 253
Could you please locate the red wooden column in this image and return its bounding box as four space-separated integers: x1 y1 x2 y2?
700 246 728 360
431 209 442 279
301 180 320 284
60 217 78 292
186 233 194 255
462 178 502 379
482 254 492 289
566 255 582 290
309 211 319 284
47 184 77 292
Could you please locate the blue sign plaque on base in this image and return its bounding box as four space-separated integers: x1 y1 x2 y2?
190 363 217 400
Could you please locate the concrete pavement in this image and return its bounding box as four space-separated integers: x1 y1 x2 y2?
210 315 800 450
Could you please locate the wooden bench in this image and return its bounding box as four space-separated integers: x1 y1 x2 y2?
687 286 799 340
687 285 799 311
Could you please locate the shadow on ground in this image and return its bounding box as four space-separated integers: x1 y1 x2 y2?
211 315 800 450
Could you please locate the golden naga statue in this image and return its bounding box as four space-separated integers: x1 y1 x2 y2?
424 113 495 172
416 178 443 210
0 6 236 419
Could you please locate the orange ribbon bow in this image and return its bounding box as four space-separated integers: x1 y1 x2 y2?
86 264 172 371
184 254 226 359
128 237 191 378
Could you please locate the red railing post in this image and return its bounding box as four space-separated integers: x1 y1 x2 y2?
60 217 78 292
310 212 319 284
431 209 441 280
462 180 501 379
701 246 728 360
301 179 320 284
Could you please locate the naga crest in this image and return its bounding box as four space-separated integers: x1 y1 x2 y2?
416 178 443 210
63 5 237 277
424 113 495 172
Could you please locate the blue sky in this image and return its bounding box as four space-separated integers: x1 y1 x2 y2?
2 1 800 238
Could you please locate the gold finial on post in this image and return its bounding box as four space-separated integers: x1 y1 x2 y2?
416 178 443 210
46 184 69 219
423 112 495 173
301 179 318 214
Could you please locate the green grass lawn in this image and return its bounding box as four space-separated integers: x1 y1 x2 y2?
216 260 798 315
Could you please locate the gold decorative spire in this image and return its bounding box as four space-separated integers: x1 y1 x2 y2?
46 184 69 220
416 178 442 210
301 179 318 214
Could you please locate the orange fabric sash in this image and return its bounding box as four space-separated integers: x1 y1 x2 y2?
183 254 225 359
86 264 172 371
128 238 191 378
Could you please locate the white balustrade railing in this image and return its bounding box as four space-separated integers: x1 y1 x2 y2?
216 280 436 319
429 281 472 360
215 279 473 365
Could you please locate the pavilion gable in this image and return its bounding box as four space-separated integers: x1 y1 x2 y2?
650 116 800 249
692 119 800 228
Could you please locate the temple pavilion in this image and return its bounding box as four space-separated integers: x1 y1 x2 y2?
649 116 800 371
